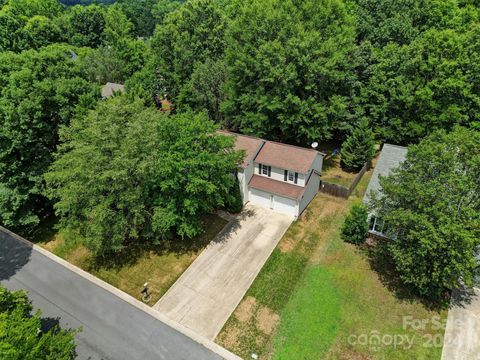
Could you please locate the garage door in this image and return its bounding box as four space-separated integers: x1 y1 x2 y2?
249 188 272 208
273 195 297 217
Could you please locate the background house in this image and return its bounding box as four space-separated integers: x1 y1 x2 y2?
363 144 408 237
221 131 324 218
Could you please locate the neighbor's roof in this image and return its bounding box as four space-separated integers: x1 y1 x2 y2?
363 144 408 204
218 130 264 168
101 82 125 98
249 175 305 200
255 141 320 173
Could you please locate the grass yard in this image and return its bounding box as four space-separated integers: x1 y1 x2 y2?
216 167 447 360
320 154 359 187
36 214 227 305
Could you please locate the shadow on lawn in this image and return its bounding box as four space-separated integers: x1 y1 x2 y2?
90 213 231 271
363 243 454 311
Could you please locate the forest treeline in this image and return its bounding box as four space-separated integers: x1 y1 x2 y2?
0 0 479 240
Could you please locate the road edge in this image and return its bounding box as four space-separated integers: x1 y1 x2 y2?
0 226 242 360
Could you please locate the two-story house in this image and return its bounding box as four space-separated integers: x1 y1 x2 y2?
220 131 324 218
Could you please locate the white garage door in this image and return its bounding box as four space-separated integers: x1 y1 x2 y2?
249 188 272 208
273 195 297 217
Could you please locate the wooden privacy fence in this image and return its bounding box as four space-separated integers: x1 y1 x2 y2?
319 160 372 199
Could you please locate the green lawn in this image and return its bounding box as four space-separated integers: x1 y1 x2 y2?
216 168 446 360
36 214 227 305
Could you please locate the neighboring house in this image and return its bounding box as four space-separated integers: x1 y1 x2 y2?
363 144 408 238
101 82 125 98
220 131 324 218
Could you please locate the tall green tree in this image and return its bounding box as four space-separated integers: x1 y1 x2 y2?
178 58 228 122
0 286 77 359
23 15 61 49
64 5 106 48
46 98 242 256
359 26 480 143
369 127 480 299
0 11 25 51
1 0 62 18
223 0 357 143
117 0 158 37
340 118 375 170
0 45 98 231
149 0 227 104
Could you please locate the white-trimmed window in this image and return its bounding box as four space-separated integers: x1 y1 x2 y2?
288 171 294 182
262 164 269 175
259 163 271 177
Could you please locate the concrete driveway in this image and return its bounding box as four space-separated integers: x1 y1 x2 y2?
153 204 293 340
442 288 480 360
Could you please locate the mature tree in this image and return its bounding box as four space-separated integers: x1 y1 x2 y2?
117 0 158 37
0 286 77 359
64 5 106 48
354 0 422 47
223 0 356 143
23 15 61 49
102 4 132 44
152 0 182 24
341 118 375 170
341 203 368 244
46 98 242 256
370 127 480 299
1 0 62 18
149 0 227 103
0 11 25 51
178 58 228 122
82 39 146 84
0 45 98 231
359 26 480 143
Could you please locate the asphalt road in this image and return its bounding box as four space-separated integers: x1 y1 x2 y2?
0 230 224 360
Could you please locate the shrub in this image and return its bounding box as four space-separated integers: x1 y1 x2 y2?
341 204 368 244
225 176 243 213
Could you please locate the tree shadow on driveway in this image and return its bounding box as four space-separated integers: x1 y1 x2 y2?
0 228 32 281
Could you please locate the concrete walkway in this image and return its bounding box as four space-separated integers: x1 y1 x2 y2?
442 288 480 360
153 204 293 340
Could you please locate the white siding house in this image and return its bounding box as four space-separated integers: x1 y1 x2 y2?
220 131 325 218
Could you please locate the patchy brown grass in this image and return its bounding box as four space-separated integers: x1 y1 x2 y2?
234 296 257 323
216 160 446 360
321 155 359 187
38 215 228 305
256 306 280 335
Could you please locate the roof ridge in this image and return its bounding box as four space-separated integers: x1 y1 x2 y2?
264 139 323 155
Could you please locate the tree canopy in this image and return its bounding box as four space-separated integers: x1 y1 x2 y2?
46 97 242 256
0 286 77 359
369 127 480 299
0 44 97 231
222 0 357 143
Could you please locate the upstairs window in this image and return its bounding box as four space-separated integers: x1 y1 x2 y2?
284 170 299 184
259 163 271 177
262 164 269 175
